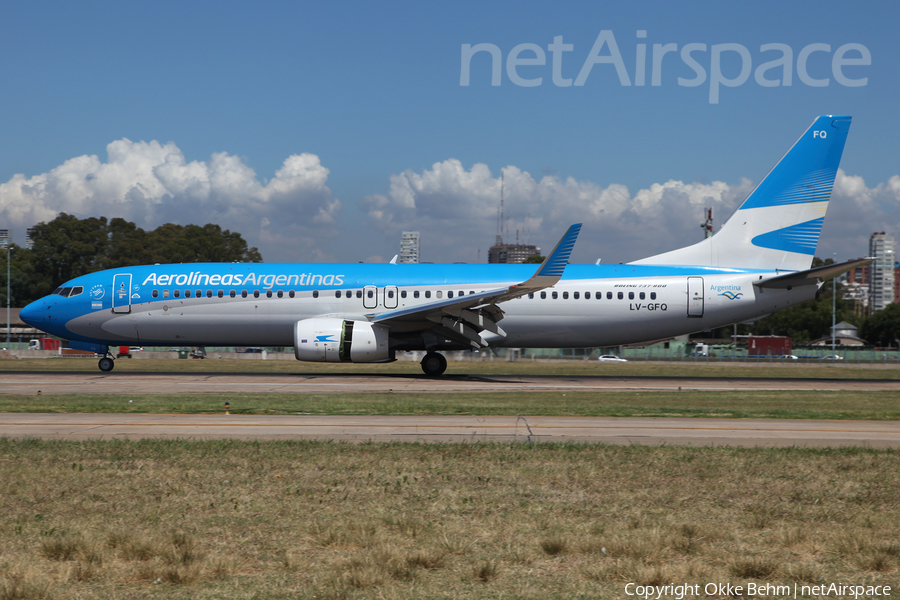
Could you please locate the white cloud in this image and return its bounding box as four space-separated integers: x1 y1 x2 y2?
4 143 899 266
361 159 752 263
0 139 341 261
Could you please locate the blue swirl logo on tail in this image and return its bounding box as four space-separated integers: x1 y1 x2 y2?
718 291 743 300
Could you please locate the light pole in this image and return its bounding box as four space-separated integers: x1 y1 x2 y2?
4 233 9 350
831 254 837 353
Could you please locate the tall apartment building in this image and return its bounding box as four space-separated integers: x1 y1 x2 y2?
399 231 420 264
0 229 9 249
869 232 895 312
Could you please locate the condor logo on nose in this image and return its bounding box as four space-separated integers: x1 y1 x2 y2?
315 335 336 343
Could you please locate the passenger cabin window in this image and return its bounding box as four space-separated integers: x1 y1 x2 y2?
218 290 224 298
401 290 407 298
241 290 248 298
436 291 443 299
639 292 645 300
414 291 420 298
173 290 180 298
552 291 558 299
277 290 283 298
163 290 170 298
230 290 236 298
650 292 657 300
448 291 454 299
313 290 319 298
607 291 613 299
266 291 273 298
617 292 623 300
528 293 534 299
367 289 373 298
387 290 394 298
356 290 362 298
253 291 260 298
540 291 546 299
336 290 342 298
425 291 431 298
185 290 192 298
573 292 579 299
562 292 568 299
289 290 295 298
152 290 159 298
207 290 213 298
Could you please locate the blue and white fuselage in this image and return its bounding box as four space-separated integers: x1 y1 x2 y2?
20 116 864 375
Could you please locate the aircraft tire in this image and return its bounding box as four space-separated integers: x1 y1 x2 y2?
98 357 115 372
420 352 447 376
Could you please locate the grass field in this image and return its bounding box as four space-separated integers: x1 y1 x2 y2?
1 357 899 379
2 390 900 421
1 439 898 600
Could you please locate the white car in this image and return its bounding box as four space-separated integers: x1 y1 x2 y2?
821 355 844 361
597 355 628 362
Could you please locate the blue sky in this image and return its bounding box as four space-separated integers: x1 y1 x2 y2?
1 0 898 265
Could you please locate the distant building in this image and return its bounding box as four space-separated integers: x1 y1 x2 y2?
869 232 895 312
809 321 868 346
487 242 541 264
25 227 35 250
0 229 9 249
399 231 419 264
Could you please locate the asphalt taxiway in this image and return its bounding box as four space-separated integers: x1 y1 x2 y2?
1 413 898 447
1 371 898 447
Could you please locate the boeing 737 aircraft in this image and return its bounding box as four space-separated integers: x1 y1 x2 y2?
20 115 866 375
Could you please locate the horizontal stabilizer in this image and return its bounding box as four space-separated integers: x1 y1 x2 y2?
754 257 873 289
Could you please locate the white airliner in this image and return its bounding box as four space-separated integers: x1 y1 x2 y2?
20 115 865 375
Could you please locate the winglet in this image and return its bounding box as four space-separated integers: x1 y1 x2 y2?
514 223 581 290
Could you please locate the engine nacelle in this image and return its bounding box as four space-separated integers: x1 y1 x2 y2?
294 318 393 363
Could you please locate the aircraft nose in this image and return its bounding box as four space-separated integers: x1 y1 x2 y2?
19 299 46 327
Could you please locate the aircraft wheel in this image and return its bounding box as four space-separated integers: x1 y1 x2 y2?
98 357 115 372
420 352 447 376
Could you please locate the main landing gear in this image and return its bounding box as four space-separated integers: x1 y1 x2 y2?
420 352 447 376
98 352 115 372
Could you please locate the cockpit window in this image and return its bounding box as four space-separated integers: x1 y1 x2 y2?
55 287 72 296
69 286 83 297
53 287 64 295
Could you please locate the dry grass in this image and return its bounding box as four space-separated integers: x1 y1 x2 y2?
1 439 899 598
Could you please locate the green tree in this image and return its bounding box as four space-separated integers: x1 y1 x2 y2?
15 214 263 305
859 303 900 348
523 255 545 264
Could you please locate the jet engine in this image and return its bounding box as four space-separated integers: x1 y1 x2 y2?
294 318 392 363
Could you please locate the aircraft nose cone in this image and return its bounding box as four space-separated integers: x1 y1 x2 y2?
19 299 46 327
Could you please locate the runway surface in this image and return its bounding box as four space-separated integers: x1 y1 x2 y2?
2 413 899 447
1 371 898 447
2 371 899 394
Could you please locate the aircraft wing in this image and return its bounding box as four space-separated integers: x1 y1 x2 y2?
372 223 582 348
754 257 873 289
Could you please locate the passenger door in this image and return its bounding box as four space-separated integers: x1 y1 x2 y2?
687 276 704 317
112 273 132 314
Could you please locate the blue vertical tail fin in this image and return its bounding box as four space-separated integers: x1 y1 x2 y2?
632 115 851 271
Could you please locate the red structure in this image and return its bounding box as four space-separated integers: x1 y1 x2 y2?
748 336 792 357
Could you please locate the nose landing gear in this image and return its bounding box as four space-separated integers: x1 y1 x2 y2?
420 352 447 376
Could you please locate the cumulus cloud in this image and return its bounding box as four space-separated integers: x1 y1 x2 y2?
0 139 341 261
4 143 899 266
361 159 753 263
